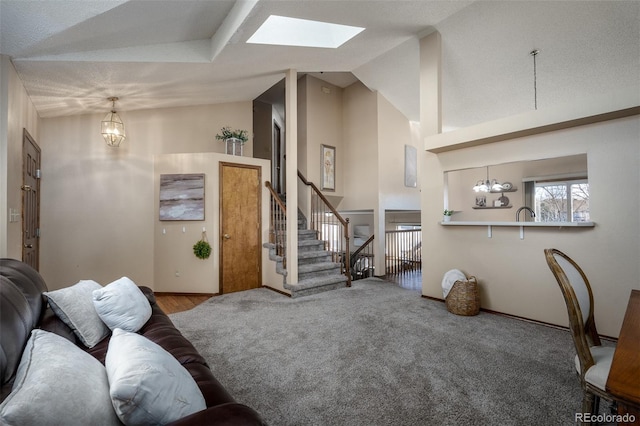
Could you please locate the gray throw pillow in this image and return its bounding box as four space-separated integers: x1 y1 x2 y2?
106 328 206 425
44 280 110 348
93 277 152 332
0 329 122 426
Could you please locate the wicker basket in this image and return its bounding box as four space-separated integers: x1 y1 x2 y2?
445 276 480 316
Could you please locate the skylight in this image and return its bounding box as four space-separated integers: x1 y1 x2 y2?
247 15 365 49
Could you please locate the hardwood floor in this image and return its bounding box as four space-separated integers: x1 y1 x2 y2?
155 293 214 315
384 270 422 291
155 273 422 315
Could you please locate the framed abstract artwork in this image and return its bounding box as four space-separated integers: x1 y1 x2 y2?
159 173 205 221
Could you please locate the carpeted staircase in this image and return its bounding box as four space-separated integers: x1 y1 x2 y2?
263 206 348 298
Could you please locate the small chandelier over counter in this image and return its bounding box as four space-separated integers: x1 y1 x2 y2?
473 166 503 193
101 97 126 147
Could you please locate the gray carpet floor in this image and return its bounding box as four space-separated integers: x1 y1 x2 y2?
170 278 599 425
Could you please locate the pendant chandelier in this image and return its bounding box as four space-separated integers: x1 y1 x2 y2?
473 166 503 193
101 97 126 147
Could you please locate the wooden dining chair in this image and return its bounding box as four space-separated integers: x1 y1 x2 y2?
544 248 616 422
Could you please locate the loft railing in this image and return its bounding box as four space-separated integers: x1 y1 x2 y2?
298 171 351 287
385 229 422 274
265 181 287 268
351 235 375 281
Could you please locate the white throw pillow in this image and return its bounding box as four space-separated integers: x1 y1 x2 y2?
0 329 122 426
44 280 110 348
93 277 152 333
106 328 206 426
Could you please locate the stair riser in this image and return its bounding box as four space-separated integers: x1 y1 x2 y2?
299 268 342 281
298 254 332 264
298 244 325 253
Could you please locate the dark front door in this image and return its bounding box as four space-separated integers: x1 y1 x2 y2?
22 130 41 270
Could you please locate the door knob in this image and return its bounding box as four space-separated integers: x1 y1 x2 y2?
223 234 231 240
24 244 33 248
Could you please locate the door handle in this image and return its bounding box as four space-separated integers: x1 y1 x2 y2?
21 185 31 191
223 234 231 240
24 244 33 248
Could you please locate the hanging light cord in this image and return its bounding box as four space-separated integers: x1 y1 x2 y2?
530 49 539 110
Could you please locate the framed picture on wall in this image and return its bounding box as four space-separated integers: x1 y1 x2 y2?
404 144 417 188
159 173 205 220
321 144 336 191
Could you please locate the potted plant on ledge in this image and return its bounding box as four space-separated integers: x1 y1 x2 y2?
216 126 248 156
443 209 454 222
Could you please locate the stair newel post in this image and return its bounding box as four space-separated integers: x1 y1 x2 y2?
344 218 351 287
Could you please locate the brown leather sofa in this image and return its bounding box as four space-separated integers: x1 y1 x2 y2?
0 259 265 425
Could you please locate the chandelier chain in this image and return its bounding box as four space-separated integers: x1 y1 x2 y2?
530 49 539 110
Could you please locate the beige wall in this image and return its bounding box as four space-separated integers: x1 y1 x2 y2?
341 82 378 211
299 75 344 195
0 56 40 259
377 93 421 211
422 116 640 337
39 102 251 290
154 153 272 294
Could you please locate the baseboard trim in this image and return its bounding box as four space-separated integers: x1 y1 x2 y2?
154 291 218 297
421 294 617 342
263 285 291 297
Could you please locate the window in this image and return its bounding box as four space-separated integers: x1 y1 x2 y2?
534 179 589 222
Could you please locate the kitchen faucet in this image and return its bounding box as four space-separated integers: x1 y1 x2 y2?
516 206 536 222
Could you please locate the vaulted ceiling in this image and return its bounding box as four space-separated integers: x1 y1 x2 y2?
1 1 638 130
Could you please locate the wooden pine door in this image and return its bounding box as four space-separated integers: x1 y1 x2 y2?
220 163 261 293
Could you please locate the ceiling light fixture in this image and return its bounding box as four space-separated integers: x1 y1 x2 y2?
101 97 126 147
473 166 503 193
247 15 364 49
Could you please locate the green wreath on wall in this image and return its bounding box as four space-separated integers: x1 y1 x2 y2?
193 231 212 260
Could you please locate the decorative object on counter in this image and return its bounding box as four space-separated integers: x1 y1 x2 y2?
101 97 126 147
216 126 248 156
443 209 453 222
193 231 211 259
472 166 502 193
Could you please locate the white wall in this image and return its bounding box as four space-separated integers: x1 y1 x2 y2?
422 116 640 337
39 102 252 290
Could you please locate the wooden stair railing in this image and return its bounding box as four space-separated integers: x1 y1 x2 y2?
385 229 422 274
265 181 287 268
351 235 374 281
298 170 351 287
